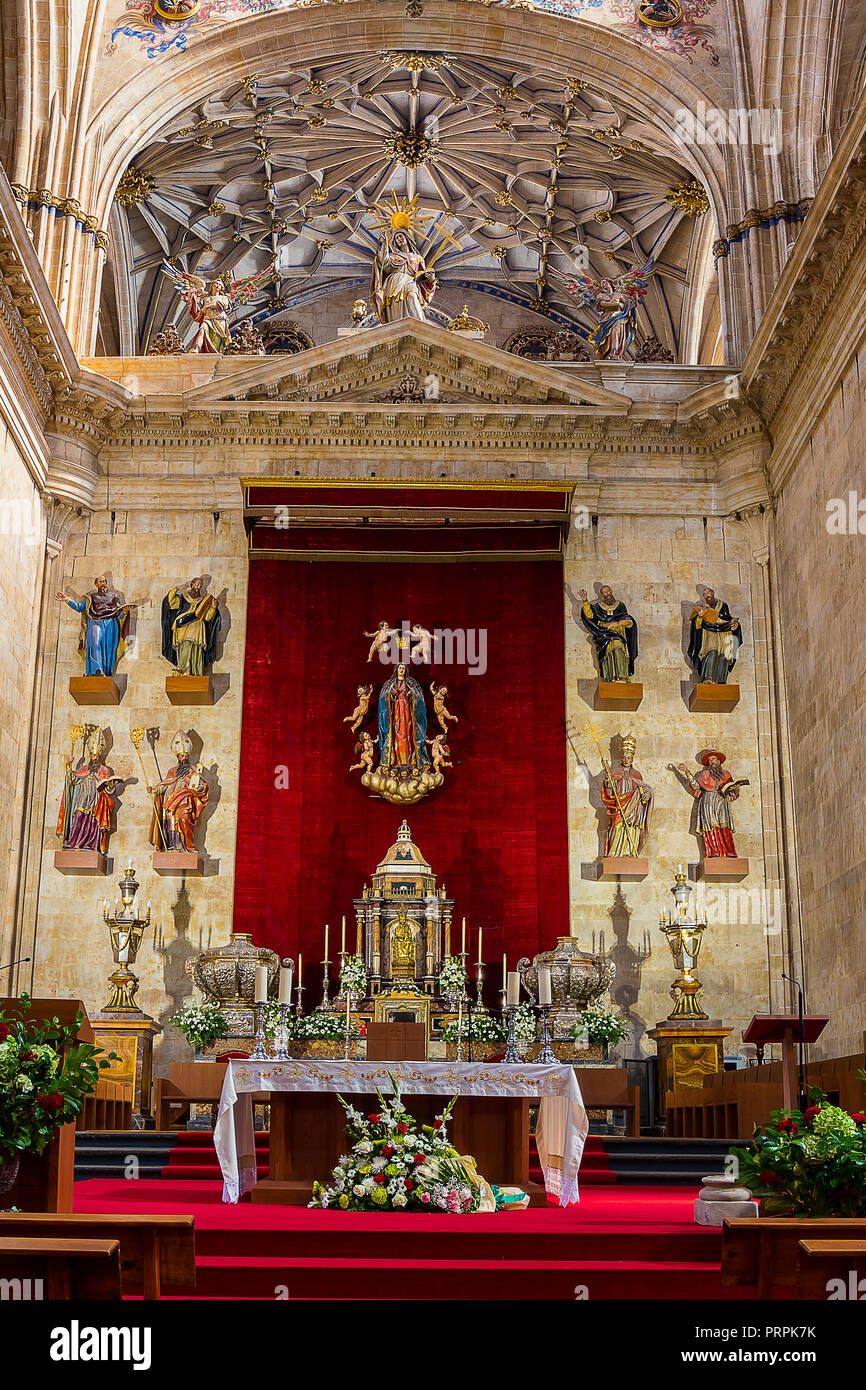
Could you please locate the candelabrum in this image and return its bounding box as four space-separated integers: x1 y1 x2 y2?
273 1002 291 1061
343 992 358 1060
295 978 305 1014
320 957 332 1011
101 864 151 1012
504 1004 520 1063
537 1004 556 1063
659 867 709 1020
250 1002 269 1061
473 959 486 1011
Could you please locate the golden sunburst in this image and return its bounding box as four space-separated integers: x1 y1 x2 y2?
368 191 431 236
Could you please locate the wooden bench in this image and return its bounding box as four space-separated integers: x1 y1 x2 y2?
155 1061 268 1129
721 1217 866 1298
76 1078 134 1132
0 1212 195 1299
575 1069 640 1137
796 1239 866 1299
0 1235 121 1299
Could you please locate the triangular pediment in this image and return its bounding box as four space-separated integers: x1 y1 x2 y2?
182 319 630 412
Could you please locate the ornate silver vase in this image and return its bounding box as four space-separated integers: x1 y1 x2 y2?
517 937 615 1040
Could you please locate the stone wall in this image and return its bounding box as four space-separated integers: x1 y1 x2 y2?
564 516 771 1059
31 503 249 1074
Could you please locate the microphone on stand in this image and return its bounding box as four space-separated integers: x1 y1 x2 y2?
781 971 807 1110
0 957 31 974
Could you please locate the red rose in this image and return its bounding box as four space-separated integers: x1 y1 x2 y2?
382 1145 394 1157
759 1170 777 1185
414 1153 426 1164
21 1049 36 1062
432 1120 442 1129
397 1123 408 1135
777 1118 798 1135
0 1023 9 1041
367 1114 380 1124
851 1113 866 1125
803 1106 821 1124
403 1178 413 1190
374 1173 386 1185
38 1093 63 1111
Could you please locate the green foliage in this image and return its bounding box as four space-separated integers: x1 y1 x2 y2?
0 994 117 1159
171 999 228 1051
731 1091 866 1217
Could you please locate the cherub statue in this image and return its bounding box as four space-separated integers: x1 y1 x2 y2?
344 684 374 733
425 733 452 774
350 731 378 774
364 620 398 663
549 258 655 360
430 681 458 734
161 260 274 353
410 623 434 663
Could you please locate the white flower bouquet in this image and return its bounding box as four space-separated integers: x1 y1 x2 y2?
438 956 467 996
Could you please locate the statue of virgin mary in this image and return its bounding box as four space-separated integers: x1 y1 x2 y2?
370 230 437 323
376 663 431 778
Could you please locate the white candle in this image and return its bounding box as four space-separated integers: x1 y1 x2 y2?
297 953 303 985
341 916 346 954
538 967 552 1006
461 917 466 954
324 923 329 960
502 953 507 988
278 964 293 1004
506 971 520 1007
677 863 683 876
254 964 268 1003
477 927 483 964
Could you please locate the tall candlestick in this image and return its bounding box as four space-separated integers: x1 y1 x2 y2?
477 927 483 964
506 971 520 1008
254 964 268 1004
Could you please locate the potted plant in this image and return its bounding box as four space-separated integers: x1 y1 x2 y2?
0 994 116 1195
171 998 228 1057
568 1000 630 1059
730 1085 866 1217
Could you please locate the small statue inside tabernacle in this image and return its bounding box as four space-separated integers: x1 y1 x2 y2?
57 728 121 854
601 734 653 857
578 585 638 682
673 750 749 858
390 905 416 977
687 586 744 685
56 576 136 677
148 731 209 854
161 577 221 675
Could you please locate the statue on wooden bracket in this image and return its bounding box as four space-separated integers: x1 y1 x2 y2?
55 726 122 874
577 584 642 710
161 576 222 704
686 585 744 712
142 729 211 876
57 575 137 704
670 749 750 880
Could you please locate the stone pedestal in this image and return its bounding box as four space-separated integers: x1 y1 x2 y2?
592 680 643 710
69 675 122 705
165 675 215 705
648 1018 731 1099
91 1011 162 1121
688 682 740 713
694 1175 759 1226
597 856 648 881
153 850 204 875
695 858 749 882
54 850 107 875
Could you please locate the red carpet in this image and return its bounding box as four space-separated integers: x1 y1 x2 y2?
161 1131 618 1186
73 1175 778 1301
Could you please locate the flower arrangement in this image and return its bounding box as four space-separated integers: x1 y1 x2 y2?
263 1002 303 1040
0 995 117 1163
339 954 367 999
440 1012 505 1043
731 1084 866 1218
569 1000 630 1048
309 1082 484 1212
438 956 467 996
513 1001 537 1046
298 1009 360 1041
171 999 228 1052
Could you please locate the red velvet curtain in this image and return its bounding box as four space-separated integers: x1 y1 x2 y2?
232 559 569 988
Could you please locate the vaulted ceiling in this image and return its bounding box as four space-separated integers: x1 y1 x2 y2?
108 50 710 355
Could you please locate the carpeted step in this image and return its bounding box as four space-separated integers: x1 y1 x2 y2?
192 1253 743 1301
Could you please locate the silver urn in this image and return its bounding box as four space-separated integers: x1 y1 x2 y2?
185 931 280 1035
517 937 616 1040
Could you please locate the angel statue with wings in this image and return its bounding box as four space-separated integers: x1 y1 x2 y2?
161 260 274 353
550 258 655 360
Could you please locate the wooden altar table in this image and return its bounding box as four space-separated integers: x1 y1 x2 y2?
214 1060 588 1208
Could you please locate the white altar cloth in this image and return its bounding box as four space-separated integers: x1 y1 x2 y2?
214 1059 589 1206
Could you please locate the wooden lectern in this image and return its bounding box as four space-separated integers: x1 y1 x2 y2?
1 999 93 1213
365 1022 427 1061
742 1012 829 1110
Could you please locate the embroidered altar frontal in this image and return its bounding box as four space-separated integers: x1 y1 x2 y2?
233 557 569 968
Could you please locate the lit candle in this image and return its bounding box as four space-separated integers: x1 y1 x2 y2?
324 923 329 960
506 971 520 1008
341 915 346 954
461 917 466 954
278 963 293 1004
538 967 552 1006
477 927 483 964
677 863 683 876
254 964 268 1004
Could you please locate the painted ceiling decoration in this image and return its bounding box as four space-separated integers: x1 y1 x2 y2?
112 53 708 354
106 0 720 66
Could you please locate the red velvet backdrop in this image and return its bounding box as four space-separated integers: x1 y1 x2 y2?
233 559 569 988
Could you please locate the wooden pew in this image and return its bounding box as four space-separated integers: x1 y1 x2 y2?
76 1078 134 1132
796 1239 866 1300
155 1061 268 1129
721 1217 866 1298
0 1235 121 1299
0 1212 195 1300
575 1069 641 1137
